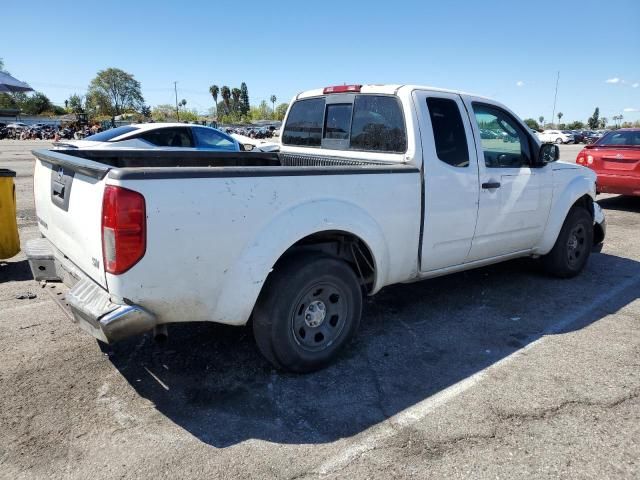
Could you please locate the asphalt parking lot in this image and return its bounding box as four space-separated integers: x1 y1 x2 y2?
0 140 638 479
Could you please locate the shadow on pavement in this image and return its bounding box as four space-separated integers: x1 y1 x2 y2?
103 252 640 447
597 195 640 213
0 259 33 283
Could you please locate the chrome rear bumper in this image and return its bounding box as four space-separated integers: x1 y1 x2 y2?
25 238 156 343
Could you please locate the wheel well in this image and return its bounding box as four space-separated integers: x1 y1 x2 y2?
274 231 376 294
572 194 593 218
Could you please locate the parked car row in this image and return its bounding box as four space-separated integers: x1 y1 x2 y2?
534 129 610 145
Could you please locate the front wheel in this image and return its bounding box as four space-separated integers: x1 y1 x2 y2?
555 137 563 144
541 208 593 278
253 254 363 373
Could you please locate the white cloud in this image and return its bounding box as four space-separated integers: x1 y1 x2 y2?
623 107 639 112
605 77 621 84
516 81 524 87
633 83 639 88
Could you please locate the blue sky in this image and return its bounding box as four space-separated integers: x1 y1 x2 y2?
3 0 639 123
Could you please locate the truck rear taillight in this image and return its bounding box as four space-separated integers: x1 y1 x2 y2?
323 84 362 94
102 185 146 275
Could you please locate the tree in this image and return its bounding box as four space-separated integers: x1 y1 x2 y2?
209 85 219 115
275 103 289 121
270 95 277 117
140 105 152 118
221 86 231 114
587 107 600 130
239 82 250 115
600 117 608 129
538 116 544 127
151 104 176 122
557 112 563 125
524 118 540 130
18 92 52 115
67 93 85 113
566 121 585 130
231 88 241 113
87 68 144 116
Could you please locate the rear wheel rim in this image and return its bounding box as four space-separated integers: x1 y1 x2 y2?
567 223 587 268
290 281 348 352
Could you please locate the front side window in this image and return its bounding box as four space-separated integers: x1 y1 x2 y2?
192 127 236 150
282 98 324 146
426 97 469 167
472 104 531 168
350 95 406 152
138 128 194 148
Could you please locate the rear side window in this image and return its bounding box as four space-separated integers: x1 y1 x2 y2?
350 96 406 152
282 98 324 146
138 128 194 148
597 131 640 146
426 98 469 167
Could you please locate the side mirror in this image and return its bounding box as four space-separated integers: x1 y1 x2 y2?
538 143 559 165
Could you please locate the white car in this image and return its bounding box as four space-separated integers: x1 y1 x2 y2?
6 122 28 130
28 84 605 372
538 129 573 144
55 123 240 151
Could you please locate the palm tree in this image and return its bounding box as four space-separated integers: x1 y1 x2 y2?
538 116 545 127
209 85 219 116
600 117 608 128
231 88 241 112
221 86 231 114
270 95 277 118
557 112 563 126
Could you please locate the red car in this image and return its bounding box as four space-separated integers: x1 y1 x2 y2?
576 128 640 196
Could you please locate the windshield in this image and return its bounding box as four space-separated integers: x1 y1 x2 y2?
84 125 139 142
596 130 640 146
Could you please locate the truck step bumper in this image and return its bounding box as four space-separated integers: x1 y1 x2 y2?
25 238 156 343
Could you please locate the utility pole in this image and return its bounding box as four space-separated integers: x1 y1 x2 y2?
174 81 180 121
551 71 559 128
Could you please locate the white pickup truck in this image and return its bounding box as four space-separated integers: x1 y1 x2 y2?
28 84 606 372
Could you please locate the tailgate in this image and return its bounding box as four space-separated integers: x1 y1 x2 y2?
33 150 110 288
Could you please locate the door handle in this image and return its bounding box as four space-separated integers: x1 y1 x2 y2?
482 181 501 189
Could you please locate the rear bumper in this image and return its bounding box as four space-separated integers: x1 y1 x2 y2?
592 202 606 252
25 238 156 343
596 173 640 196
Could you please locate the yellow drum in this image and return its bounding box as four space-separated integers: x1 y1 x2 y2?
0 169 20 259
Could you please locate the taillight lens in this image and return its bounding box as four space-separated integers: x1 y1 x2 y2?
102 185 146 275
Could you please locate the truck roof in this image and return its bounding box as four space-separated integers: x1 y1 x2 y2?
295 84 493 102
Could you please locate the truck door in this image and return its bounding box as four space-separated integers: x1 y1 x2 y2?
463 100 553 261
413 90 480 272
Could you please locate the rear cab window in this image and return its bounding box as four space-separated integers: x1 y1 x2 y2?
283 94 407 153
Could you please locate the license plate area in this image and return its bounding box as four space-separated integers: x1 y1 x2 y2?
50 165 75 211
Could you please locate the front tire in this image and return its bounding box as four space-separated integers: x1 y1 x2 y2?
253 254 363 373
555 137 563 144
541 207 593 278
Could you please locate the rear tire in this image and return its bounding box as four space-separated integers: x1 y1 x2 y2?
541 207 593 278
253 254 362 373
555 137 563 144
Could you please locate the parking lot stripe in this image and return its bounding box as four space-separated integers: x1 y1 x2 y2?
314 271 640 476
